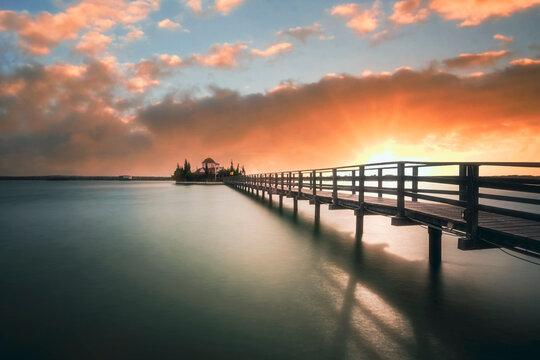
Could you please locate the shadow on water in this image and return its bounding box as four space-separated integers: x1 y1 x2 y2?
231 186 540 360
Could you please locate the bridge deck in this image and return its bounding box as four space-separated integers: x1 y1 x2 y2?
258 185 540 250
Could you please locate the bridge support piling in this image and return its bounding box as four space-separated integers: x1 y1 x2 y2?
268 189 273 207
355 208 364 242
428 226 442 265
314 201 320 225
293 196 298 217
279 194 283 210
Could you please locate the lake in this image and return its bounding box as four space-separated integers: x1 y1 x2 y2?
0 181 539 359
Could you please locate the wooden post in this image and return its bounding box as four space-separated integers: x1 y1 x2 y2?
256 174 259 198
314 201 320 225
466 165 479 242
268 173 273 206
312 170 317 196
262 174 265 200
355 165 365 241
298 171 303 198
288 171 292 196
319 172 323 191
352 169 356 195
412 166 418 202
281 172 284 191
332 168 338 205
378 168 383 198
358 165 365 204
355 209 364 242
459 165 467 201
293 196 298 216
428 226 442 265
397 162 405 217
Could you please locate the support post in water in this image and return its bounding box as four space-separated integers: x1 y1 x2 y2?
293 196 298 217
355 165 365 241
428 226 442 265
314 201 320 225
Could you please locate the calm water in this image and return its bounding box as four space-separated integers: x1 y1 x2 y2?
0 181 539 359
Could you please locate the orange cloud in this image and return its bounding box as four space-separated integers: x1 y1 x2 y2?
185 0 243 15
251 43 293 58
123 25 144 41
189 42 248 68
510 58 540 65
158 18 180 29
390 0 430 25
443 50 510 68
2 59 539 175
0 0 159 55
331 1 380 35
159 54 183 67
134 64 540 174
214 0 243 14
75 31 112 56
494 34 514 46
429 0 540 27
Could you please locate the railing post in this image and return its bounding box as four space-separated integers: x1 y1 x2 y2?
319 172 322 191
459 165 467 201
397 162 405 217
358 165 365 204
352 169 356 195
378 168 383 198
298 171 303 198
312 170 317 196
466 164 479 242
281 172 284 191
268 173 273 205
355 165 365 242
412 166 418 202
332 168 338 205
288 171 292 196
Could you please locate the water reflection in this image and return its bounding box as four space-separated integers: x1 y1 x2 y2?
233 186 540 360
1 182 539 360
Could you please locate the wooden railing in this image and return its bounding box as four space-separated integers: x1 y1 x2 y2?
226 161 540 241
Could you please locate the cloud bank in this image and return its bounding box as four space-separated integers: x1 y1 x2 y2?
2 59 538 175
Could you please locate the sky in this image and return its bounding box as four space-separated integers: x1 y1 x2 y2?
0 0 539 175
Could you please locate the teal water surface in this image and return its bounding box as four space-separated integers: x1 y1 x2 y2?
0 181 539 359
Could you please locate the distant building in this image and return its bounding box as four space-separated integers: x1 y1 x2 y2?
119 175 132 180
193 157 223 176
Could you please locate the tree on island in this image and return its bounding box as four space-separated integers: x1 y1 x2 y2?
172 159 193 181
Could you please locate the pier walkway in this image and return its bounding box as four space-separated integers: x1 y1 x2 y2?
225 161 540 264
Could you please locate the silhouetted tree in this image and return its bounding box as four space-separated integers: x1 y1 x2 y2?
172 162 182 180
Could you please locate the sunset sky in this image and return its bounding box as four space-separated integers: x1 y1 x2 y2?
1 0 539 175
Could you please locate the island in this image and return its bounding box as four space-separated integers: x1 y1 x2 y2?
172 157 245 184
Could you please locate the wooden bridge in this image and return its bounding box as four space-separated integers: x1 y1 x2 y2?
224 161 540 264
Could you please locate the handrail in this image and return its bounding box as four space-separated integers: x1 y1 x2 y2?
225 161 540 245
